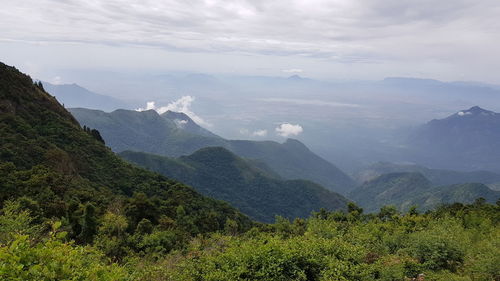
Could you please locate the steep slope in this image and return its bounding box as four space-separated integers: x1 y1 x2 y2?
408 106 500 172
355 162 500 186
70 107 226 156
0 62 251 241
71 108 356 194
43 82 131 112
350 172 500 212
120 148 348 222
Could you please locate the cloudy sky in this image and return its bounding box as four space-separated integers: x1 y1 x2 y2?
1 0 500 83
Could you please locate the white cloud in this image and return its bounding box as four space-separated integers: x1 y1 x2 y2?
252 129 268 137
239 128 268 137
275 123 303 137
51 76 62 85
174 119 189 128
282 68 303 73
136 96 211 127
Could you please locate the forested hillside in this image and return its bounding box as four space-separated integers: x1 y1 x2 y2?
120 148 348 222
350 172 500 212
71 107 356 194
0 62 251 257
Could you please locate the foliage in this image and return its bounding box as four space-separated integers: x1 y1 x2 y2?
0 61 252 259
71 107 356 194
350 172 500 213
120 148 348 222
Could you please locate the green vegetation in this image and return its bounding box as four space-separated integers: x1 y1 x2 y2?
1 198 499 280
120 148 348 222
350 172 500 213
0 62 251 259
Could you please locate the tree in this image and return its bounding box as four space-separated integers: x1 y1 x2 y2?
79 203 98 243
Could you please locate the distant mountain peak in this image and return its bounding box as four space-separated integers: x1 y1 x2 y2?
287 75 304 80
456 106 496 117
161 110 221 138
163 110 192 122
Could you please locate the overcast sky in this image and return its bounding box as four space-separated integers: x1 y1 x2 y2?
1 0 500 83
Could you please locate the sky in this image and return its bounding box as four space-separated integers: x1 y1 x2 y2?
1 0 500 83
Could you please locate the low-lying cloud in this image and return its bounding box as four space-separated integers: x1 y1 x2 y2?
240 128 268 137
276 123 303 137
282 68 303 73
252 129 268 137
136 96 211 127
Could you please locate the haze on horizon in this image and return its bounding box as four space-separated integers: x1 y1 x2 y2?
1 0 500 84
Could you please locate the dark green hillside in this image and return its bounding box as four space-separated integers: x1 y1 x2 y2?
349 173 432 212
228 138 355 194
350 172 500 212
407 183 500 210
120 148 348 222
71 107 356 194
70 107 227 156
0 62 251 253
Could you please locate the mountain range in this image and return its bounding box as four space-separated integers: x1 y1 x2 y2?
120 148 348 222
30 74 500 215
70 108 356 194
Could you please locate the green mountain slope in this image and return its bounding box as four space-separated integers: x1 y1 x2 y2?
349 172 500 212
71 107 356 194
69 108 227 156
355 161 500 186
407 183 500 210
0 62 251 243
120 148 348 222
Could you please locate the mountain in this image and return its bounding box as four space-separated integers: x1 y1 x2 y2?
120 148 348 222
355 162 500 187
0 62 251 242
226 138 355 194
70 108 356 194
42 82 131 112
408 106 500 172
349 172 500 212
162 110 220 138
407 183 500 211
349 173 432 213
69 108 227 156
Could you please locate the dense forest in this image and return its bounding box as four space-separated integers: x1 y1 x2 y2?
1 62 499 280
1 198 499 280
120 148 347 222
